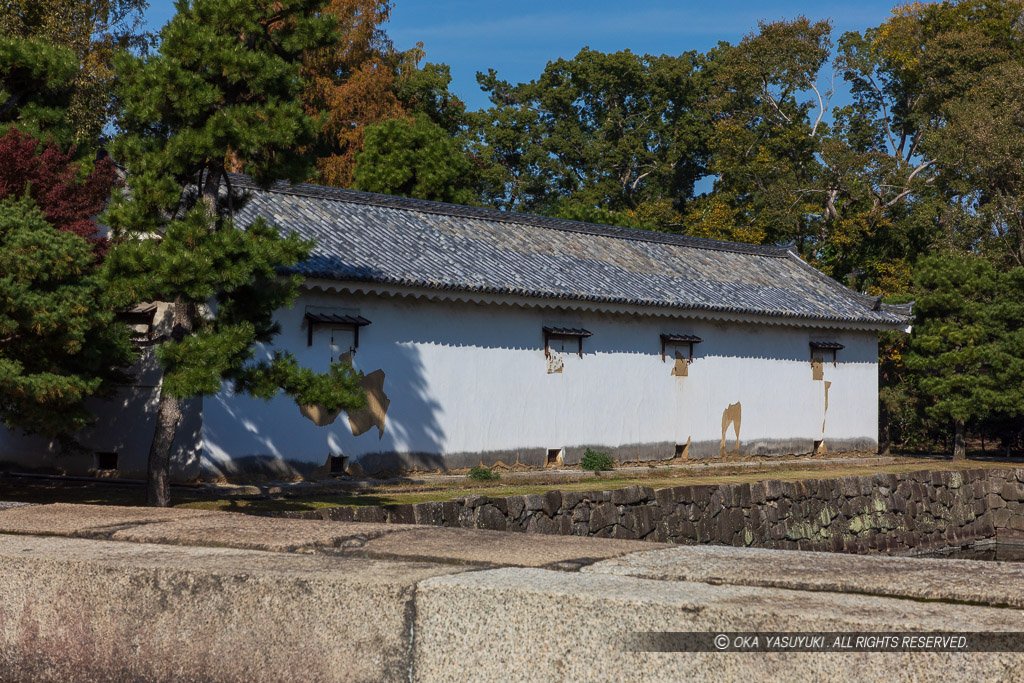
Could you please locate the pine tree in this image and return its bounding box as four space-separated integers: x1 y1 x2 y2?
1 0 151 147
353 114 481 204
0 194 133 437
106 0 365 506
0 27 135 448
906 255 1004 459
0 34 78 147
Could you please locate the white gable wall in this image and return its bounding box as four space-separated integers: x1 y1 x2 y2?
200 288 880 478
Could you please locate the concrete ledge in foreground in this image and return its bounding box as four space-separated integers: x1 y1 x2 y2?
1 504 1023 682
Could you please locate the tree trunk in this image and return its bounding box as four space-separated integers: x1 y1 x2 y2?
953 418 966 461
146 297 194 507
147 391 181 507
146 167 221 507
878 402 891 456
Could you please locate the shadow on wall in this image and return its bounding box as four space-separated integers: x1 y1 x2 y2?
0 391 202 481
347 340 445 473
200 341 446 479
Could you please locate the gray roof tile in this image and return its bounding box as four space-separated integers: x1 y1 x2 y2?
231 175 912 327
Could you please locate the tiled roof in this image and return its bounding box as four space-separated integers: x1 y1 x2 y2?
231 175 913 327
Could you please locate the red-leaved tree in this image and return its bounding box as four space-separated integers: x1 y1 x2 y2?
0 127 115 241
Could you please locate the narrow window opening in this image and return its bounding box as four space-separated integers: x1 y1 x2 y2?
95 452 118 471
674 443 688 459
546 448 563 467
543 327 592 359
813 439 825 455
660 334 703 362
331 328 356 364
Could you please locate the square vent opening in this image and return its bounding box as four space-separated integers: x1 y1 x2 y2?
95 452 118 471
329 455 348 476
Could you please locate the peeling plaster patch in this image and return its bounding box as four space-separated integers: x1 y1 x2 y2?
811 349 824 381
348 369 390 439
299 404 343 427
822 380 831 433
546 353 564 374
671 350 688 377
719 402 741 457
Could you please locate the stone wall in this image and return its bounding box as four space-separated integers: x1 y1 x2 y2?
279 468 1024 553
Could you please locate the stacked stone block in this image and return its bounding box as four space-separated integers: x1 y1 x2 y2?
279 468 1024 553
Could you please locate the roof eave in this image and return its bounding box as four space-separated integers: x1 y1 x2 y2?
297 277 913 332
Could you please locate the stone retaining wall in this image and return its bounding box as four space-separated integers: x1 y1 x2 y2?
279 468 1024 553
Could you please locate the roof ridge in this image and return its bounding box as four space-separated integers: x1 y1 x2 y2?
228 173 792 258
782 250 914 319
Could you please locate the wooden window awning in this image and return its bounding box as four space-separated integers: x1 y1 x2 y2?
810 341 843 373
306 312 371 347
543 326 592 358
660 333 703 361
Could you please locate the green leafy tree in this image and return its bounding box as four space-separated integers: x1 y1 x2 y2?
697 18 833 249
353 114 483 204
397 62 467 136
928 59 1024 267
0 195 133 437
472 47 711 221
985 266 1024 452
106 0 365 506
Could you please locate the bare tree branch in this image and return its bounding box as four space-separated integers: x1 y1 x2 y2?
867 73 898 155
762 78 792 124
809 72 835 138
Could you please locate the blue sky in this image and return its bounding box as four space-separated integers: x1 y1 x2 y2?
142 0 902 111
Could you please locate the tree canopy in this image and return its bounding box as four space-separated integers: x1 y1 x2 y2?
353 114 482 204
471 47 710 223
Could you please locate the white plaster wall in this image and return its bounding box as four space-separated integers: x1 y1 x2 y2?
201 289 880 476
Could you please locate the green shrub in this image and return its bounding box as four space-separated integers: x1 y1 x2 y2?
580 449 615 473
467 465 500 482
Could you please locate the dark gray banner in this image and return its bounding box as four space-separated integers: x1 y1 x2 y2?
628 632 1024 652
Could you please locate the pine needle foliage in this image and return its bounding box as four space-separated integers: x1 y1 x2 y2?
105 0 365 505
0 196 133 436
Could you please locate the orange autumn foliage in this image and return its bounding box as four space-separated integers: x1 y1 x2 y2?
302 0 416 187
